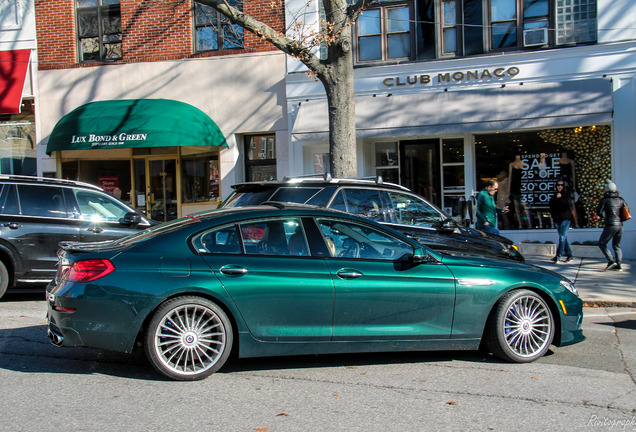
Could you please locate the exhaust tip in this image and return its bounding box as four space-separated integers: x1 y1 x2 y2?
47 328 64 346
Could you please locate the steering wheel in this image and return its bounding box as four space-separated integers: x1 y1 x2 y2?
339 238 360 258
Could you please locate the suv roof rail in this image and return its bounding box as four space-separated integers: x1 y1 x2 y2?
282 172 332 182
0 174 103 190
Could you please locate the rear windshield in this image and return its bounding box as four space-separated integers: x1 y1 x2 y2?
222 190 274 208
269 187 322 204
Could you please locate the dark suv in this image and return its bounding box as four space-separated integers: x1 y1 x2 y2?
0 175 155 298
222 175 523 262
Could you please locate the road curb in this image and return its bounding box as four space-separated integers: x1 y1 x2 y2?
583 300 636 308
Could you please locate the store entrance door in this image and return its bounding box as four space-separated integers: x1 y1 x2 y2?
401 139 441 208
133 158 179 222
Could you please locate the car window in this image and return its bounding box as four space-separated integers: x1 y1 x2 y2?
193 225 241 254
316 218 412 260
386 191 443 227
17 185 67 218
222 190 275 208
328 189 385 221
239 218 309 256
0 184 18 215
74 190 130 222
270 187 322 204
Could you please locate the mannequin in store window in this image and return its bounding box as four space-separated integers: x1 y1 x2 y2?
559 151 578 227
508 155 528 229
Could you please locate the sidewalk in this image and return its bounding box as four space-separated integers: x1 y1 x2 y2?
524 256 636 307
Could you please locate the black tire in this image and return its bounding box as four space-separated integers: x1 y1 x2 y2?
0 260 9 299
485 289 554 363
144 296 233 381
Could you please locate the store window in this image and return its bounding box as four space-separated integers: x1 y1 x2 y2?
0 100 36 175
474 125 611 231
76 0 122 61
194 0 244 52
374 142 399 183
245 134 276 181
181 151 220 203
356 2 413 62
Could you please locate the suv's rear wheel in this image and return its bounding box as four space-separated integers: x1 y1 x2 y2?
0 261 9 299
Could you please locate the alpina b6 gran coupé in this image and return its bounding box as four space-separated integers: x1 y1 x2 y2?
46 204 584 381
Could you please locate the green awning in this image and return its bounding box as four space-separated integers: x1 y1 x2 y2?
46 99 227 154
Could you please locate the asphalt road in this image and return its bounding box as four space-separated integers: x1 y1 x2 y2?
1 293 635 431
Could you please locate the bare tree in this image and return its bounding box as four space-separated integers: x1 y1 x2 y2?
187 0 374 178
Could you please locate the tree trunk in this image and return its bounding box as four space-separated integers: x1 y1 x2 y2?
319 33 357 179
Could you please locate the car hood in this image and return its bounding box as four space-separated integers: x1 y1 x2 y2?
440 253 565 281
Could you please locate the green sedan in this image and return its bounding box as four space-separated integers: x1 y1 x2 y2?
46 205 584 381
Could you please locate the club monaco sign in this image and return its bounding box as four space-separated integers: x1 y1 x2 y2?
70 133 149 148
382 66 521 88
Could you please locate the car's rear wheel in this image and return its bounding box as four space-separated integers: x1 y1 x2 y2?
0 260 9 299
145 296 233 381
485 289 554 363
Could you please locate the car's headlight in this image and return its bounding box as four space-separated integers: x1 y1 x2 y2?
560 279 578 296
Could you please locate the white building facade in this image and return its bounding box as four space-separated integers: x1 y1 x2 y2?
284 0 636 258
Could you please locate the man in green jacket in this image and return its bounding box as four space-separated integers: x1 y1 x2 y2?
476 179 508 235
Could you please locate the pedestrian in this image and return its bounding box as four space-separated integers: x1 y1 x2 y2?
549 181 574 264
476 179 508 235
594 180 630 271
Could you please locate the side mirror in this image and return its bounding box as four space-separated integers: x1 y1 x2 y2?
411 247 437 264
440 219 457 232
122 212 142 225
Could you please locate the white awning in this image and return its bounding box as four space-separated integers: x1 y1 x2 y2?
292 78 613 141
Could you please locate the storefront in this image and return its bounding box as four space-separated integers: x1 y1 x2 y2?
0 49 36 175
46 99 226 221
285 41 636 257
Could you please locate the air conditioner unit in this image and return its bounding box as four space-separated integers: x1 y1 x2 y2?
523 28 548 47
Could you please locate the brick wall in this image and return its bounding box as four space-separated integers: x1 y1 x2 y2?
35 0 286 70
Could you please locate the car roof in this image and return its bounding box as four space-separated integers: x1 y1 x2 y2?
231 174 411 193
0 174 103 191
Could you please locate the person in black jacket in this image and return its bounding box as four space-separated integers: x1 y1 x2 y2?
595 180 630 271
549 181 574 263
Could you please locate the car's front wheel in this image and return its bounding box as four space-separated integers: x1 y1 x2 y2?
145 296 233 381
485 289 554 363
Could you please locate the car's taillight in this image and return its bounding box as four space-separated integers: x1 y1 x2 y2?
63 259 115 282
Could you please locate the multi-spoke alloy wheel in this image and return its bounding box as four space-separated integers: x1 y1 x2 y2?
145 297 233 381
485 289 554 363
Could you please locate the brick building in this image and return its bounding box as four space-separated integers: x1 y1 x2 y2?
35 0 287 221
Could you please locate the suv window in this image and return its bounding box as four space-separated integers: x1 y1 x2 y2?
386 191 443 227
0 184 18 215
73 190 131 222
270 187 322 204
329 189 385 222
17 185 67 218
223 189 275 208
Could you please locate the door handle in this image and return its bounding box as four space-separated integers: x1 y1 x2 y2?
220 265 248 276
86 227 104 233
336 269 363 279
3 222 21 229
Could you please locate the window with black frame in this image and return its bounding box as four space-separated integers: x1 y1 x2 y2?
194 1 244 52
245 135 276 182
76 0 122 61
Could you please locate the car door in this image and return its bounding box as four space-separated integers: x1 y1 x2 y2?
198 217 335 341
65 188 150 242
315 217 456 340
0 184 81 280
